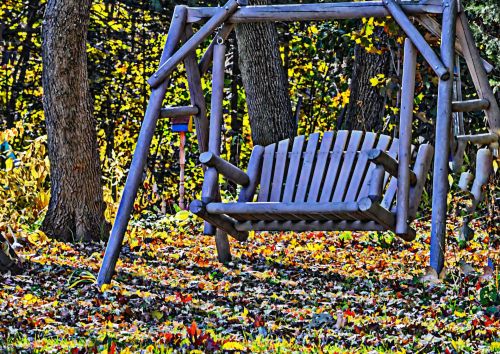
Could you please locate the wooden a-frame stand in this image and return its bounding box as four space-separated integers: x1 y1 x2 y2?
97 0 500 285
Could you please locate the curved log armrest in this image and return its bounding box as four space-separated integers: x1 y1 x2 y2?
367 149 417 186
200 152 250 186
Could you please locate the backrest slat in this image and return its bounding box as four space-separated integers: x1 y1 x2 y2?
319 130 349 202
357 134 392 199
381 139 403 210
294 133 320 202
282 135 305 202
307 132 335 202
257 143 276 202
386 144 416 212
270 139 290 202
344 132 378 202
331 131 364 202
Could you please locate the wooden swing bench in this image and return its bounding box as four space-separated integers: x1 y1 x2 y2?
97 0 500 285
190 131 434 242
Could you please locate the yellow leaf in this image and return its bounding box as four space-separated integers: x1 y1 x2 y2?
100 283 111 293
454 310 466 318
5 158 13 171
222 342 244 350
175 210 190 221
369 77 379 87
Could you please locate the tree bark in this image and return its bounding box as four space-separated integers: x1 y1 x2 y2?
41 0 108 242
342 28 391 132
235 0 295 146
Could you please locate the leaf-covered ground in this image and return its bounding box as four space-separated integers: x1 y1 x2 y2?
1 216 498 353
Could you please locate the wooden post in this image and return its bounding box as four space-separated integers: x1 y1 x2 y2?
200 43 226 238
183 25 209 153
396 38 417 236
430 0 457 275
456 12 500 134
148 0 240 88
97 6 187 285
384 0 449 80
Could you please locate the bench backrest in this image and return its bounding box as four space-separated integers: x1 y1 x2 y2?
255 131 410 210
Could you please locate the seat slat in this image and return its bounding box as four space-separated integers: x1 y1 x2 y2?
358 134 393 199
282 135 305 202
257 143 276 202
294 133 320 202
319 130 350 202
331 131 364 202
344 132 378 202
270 139 290 202
307 132 335 202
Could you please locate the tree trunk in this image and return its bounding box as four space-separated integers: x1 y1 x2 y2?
342 28 391 132
41 0 108 242
235 0 295 146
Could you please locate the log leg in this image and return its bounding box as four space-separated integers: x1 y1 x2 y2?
215 229 232 263
430 0 457 275
97 6 187 286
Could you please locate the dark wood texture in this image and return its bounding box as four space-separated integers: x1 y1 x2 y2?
235 0 295 147
42 0 108 242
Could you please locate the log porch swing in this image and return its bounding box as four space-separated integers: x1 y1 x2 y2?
97 0 500 285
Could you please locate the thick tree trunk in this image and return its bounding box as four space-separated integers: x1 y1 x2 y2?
342 29 391 132
41 0 108 242
235 0 295 146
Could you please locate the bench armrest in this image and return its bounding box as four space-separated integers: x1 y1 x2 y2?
367 149 417 186
200 152 250 186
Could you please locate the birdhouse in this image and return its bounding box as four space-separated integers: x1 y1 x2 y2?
171 116 192 133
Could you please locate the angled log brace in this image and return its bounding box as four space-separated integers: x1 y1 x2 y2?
148 0 241 88
97 5 188 285
415 15 493 73
384 0 449 80
456 13 500 135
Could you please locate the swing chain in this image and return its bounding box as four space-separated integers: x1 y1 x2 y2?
215 25 225 45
